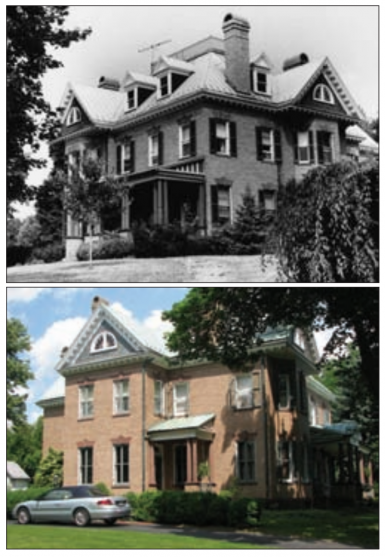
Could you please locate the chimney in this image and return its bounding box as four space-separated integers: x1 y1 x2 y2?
222 13 251 93
283 53 309 72
92 296 110 312
98 76 120 91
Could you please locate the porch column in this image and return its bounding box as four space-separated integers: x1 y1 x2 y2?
163 180 169 225
186 439 192 483
359 452 366 484
198 182 205 231
191 439 198 483
347 444 354 483
338 443 345 483
148 443 156 487
153 183 158 225
208 441 214 482
157 180 164 225
121 191 130 231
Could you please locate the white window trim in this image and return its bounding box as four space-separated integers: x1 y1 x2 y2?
235 375 253 409
117 142 133 174
125 88 137 111
79 447 93 485
113 444 129 485
173 382 189 417
236 440 257 482
159 73 171 98
278 374 291 410
79 385 94 419
279 440 298 483
90 331 117 354
261 129 275 162
154 380 165 415
297 132 311 164
67 106 81 126
253 69 270 95
215 120 231 156
113 379 130 414
179 123 191 159
313 83 335 105
148 134 159 167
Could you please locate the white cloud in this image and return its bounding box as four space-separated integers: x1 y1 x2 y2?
7 288 51 304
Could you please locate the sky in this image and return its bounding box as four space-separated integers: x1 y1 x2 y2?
7 287 333 424
12 2 379 218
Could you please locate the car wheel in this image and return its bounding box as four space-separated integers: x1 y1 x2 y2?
104 518 117 526
73 508 90 527
17 507 31 525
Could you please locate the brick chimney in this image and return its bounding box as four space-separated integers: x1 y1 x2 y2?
92 296 110 312
222 13 251 93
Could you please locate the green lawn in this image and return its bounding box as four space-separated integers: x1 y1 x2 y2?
258 507 379 549
6 525 267 549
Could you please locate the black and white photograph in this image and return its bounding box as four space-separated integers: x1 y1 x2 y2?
6 4 379 283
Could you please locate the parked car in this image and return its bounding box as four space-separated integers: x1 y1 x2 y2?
12 485 130 527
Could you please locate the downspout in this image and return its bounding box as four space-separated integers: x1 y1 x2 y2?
261 353 270 501
142 357 153 493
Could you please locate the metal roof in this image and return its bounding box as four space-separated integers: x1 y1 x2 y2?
148 413 215 433
7 461 30 480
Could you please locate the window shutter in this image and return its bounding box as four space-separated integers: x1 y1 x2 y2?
252 370 262 407
309 130 315 163
274 130 282 163
317 131 324 164
294 132 299 163
190 120 196 157
158 131 164 165
230 121 237 157
209 119 217 154
130 140 135 173
256 128 264 160
116 144 122 175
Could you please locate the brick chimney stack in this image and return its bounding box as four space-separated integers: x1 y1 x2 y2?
222 13 251 94
92 296 110 312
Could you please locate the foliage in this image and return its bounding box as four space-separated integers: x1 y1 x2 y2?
16 216 42 248
76 237 134 261
94 482 111 496
7 318 33 426
276 160 379 282
163 288 379 398
7 245 33 267
31 243 65 264
34 448 64 487
125 490 261 528
35 170 66 246
6 487 49 518
7 417 43 480
7 6 91 208
133 223 188 258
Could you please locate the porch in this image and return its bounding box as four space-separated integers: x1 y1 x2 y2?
147 414 216 492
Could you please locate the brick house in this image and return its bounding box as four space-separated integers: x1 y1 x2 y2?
37 296 372 505
52 12 364 260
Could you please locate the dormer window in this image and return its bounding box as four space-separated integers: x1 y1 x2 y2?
253 70 270 95
153 56 194 99
91 331 117 353
67 106 81 126
313 83 334 104
160 74 170 98
126 89 137 111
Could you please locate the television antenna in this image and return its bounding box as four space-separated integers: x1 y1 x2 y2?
138 39 172 67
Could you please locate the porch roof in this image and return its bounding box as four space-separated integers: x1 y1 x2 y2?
147 413 215 442
121 166 205 187
310 421 364 455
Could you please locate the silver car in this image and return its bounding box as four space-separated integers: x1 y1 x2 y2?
12 485 130 527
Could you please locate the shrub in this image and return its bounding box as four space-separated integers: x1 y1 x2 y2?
76 237 134 261
7 245 33 267
133 223 188 258
7 487 48 519
30 243 65 263
94 482 111 495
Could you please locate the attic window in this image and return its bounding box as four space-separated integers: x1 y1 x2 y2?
253 70 270 95
91 331 117 353
67 106 81 126
313 84 334 104
126 89 137 111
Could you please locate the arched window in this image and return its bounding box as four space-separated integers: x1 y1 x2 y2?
313 84 334 104
91 331 117 353
67 106 82 126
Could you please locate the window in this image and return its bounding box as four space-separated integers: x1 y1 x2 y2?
253 70 269 94
294 329 306 350
259 190 276 212
114 444 129 485
116 141 135 174
149 132 163 166
159 74 170 97
91 331 117 353
174 444 187 485
295 131 314 164
79 447 93 484
278 374 291 410
211 185 231 225
209 119 237 157
67 106 81 126
154 380 164 415
256 128 282 162
126 89 137 111
317 131 334 164
313 83 334 104
237 441 256 482
309 396 317 425
79 385 94 419
235 375 253 409
173 382 189 416
179 121 196 158
322 404 331 425
277 440 298 482
114 380 129 414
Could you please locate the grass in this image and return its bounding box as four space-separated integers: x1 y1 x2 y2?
258 507 379 549
6 525 268 549
7 254 279 282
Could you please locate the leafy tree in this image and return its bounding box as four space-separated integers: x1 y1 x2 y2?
276 160 379 282
7 417 43 479
16 216 42 248
7 318 34 426
34 447 64 487
35 170 66 246
163 287 378 398
7 6 91 208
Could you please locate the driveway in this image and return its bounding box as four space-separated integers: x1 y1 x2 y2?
7 254 280 283
7 520 361 549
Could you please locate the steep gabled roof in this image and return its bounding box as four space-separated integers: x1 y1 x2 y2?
7 461 30 480
61 83 124 126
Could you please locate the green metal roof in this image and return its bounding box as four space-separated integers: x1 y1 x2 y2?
148 413 215 433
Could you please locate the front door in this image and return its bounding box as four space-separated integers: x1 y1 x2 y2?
154 445 164 490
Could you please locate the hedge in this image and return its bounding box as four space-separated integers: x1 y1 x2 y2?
76 237 134 261
7 487 49 519
125 490 261 528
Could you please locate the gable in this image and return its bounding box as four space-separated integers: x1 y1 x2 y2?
62 97 91 136
297 73 349 117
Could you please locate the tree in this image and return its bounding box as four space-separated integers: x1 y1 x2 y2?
276 160 379 282
7 417 43 479
35 169 66 246
7 318 34 426
7 6 91 208
16 216 42 248
163 287 378 398
34 447 64 487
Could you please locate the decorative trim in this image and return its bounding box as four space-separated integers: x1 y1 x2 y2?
77 439 95 448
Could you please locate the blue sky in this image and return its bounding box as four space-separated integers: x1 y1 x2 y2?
7 287 332 423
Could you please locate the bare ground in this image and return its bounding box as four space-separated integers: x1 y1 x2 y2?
7 255 279 283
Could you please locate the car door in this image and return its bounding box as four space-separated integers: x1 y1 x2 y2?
34 489 72 523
